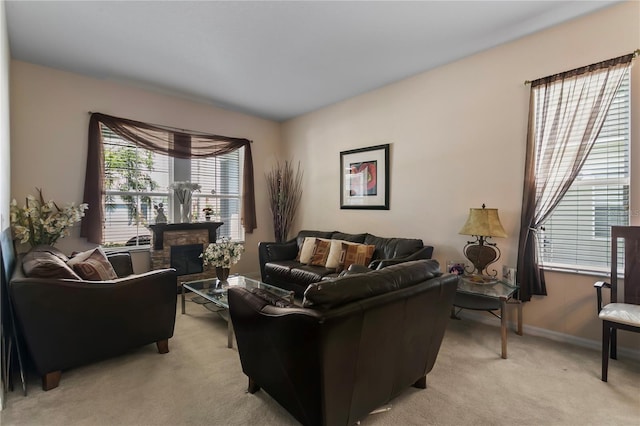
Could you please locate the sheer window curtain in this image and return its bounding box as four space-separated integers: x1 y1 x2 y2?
80 113 256 244
516 54 633 302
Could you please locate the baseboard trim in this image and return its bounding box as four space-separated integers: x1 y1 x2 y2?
456 309 640 361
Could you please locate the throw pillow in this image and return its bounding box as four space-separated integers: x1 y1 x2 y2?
325 239 358 269
22 249 81 280
67 247 103 266
30 245 70 263
297 237 317 264
338 243 376 272
309 239 331 266
68 248 118 281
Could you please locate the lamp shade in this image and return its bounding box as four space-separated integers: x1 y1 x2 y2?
459 207 507 238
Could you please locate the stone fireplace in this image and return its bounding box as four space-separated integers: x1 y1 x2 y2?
148 222 223 283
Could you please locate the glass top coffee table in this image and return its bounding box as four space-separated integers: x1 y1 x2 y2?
181 275 294 348
451 276 523 359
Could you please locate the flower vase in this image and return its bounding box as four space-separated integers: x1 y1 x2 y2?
179 203 191 223
216 267 230 285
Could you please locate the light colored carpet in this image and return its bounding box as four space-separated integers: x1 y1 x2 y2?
1 297 639 426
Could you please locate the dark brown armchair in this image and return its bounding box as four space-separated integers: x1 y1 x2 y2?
594 226 640 382
9 246 177 390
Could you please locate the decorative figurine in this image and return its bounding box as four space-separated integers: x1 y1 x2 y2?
154 203 168 224
202 207 214 221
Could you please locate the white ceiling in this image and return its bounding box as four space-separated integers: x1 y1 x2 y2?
5 1 618 122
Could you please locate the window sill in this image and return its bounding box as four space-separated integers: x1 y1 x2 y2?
541 264 610 279
102 245 150 254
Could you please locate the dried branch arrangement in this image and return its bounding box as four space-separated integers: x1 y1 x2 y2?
265 160 303 242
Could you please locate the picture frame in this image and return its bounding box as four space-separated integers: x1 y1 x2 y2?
340 144 390 209
446 260 466 276
502 266 517 286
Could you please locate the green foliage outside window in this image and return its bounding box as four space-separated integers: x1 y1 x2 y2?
104 146 159 225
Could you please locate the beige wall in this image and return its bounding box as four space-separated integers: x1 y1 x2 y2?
281 1 640 352
10 60 282 276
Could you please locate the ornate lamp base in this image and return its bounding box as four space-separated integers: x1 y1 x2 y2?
463 236 501 277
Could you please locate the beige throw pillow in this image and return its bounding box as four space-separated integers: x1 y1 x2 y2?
325 240 358 269
298 237 317 264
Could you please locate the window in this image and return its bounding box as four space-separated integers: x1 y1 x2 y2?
539 71 630 272
191 153 243 240
102 125 244 247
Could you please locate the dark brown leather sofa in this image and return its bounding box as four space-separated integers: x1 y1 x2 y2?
229 259 457 426
258 230 434 296
9 245 177 390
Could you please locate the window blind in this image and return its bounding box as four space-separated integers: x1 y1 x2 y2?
539 71 630 272
191 149 244 241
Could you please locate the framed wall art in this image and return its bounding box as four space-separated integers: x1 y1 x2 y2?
340 144 389 210
502 265 517 286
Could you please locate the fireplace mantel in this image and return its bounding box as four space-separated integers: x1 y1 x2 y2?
148 222 223 250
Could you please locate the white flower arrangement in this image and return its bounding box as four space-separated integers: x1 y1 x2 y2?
201 237 244 269
10 188 88 247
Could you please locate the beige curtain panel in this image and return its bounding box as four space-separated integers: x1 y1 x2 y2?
516 53 634 301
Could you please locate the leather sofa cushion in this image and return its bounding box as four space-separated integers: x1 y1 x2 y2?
290 264 336 286
331 232 366 243
364 235 424 260
106 252 134 278
266 239 299 263
265 260 300 282
296 230 334 248
265 260 337 287
303 259 442 309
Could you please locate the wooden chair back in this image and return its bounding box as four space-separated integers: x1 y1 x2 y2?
611 226 640 305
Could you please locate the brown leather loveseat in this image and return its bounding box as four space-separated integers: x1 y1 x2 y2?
9 245 177 390
258 230 434 296
228 259 457 426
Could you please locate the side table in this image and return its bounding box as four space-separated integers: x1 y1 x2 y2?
451 276 523 359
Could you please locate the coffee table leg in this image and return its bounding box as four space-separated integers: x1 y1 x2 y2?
501 299 507 359
181 283 186 314
517 301 523 336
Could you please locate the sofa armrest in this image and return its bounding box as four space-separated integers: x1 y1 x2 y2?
369 245 434 270
258 240 299 281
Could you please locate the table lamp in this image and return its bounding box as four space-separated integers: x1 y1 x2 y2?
458 204 507 278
